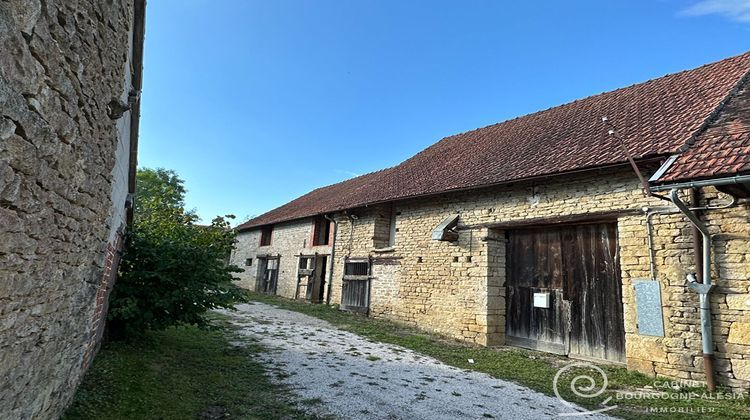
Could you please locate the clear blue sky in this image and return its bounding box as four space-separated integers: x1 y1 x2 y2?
138 0 750 223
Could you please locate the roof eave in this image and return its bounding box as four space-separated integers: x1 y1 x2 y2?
650 173 750 192
126 0 146 226
237 156 667 230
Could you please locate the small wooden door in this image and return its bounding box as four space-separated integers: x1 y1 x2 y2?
505 223 625 363
296 255 317 301
257 257 279 295
313 256 327 303
296 255 327 303
341 259 370 314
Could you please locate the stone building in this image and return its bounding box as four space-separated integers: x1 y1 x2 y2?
231 52 750 390
0 1 145 418
233 216 335 303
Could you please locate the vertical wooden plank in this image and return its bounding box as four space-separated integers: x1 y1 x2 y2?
590 224 606 361
548 229 563 289
603 223 625 362
536 230 549 288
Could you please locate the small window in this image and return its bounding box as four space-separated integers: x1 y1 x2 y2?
245 258 253 266
312 216 331 246
260 226 273 246
299 256 313 270
344 261 369 276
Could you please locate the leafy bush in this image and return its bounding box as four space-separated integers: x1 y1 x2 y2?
108 168 245 337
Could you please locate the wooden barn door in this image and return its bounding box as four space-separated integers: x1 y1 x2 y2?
341 259 370 314
257 257 279 295
506 223 625 363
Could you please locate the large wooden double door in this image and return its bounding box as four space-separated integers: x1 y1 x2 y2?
505 222 625 363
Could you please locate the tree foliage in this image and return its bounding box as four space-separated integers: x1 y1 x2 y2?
108 168 245 337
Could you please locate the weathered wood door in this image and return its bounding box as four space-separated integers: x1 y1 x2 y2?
341 259 370 314
506 223 625 363
312 256 327 303
257 257 279 295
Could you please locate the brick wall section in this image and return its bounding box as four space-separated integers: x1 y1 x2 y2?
230 218 332 298
81 228 125 370
323 168 750 390
0 1 138 418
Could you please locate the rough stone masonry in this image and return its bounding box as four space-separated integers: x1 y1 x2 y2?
0 1 144 418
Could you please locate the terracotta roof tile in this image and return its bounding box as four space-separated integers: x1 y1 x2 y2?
238 52 750 230
658 70 750 183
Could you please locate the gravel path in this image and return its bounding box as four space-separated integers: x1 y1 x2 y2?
222 302 613 419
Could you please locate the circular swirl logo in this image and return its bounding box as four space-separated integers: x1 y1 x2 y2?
553 362 617 416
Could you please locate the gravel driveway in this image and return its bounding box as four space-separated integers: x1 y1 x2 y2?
222 302 613 419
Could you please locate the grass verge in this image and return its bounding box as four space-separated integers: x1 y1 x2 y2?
245 292 750 420
62 320 317 420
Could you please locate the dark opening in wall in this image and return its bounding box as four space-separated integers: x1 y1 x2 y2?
299 256 313 269
260 225 273 246
245 258 253 266
312 216 331 246
344 261 369 276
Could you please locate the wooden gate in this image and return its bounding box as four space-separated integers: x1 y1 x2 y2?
257 257 279 295
341 258 370 314
505 223 625 363
295 255 317 301
295 255 328 303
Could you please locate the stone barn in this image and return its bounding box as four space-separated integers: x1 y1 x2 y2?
0 1 145 418
231 52 750 390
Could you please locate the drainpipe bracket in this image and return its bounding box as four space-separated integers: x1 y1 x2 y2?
687 282 714 295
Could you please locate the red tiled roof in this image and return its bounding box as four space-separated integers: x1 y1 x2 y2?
656 70 750 183
238 52 750 231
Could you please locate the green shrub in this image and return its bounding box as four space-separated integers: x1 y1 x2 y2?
107 168 245 338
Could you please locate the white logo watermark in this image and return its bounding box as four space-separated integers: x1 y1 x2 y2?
553 362 748 417
552 362 618 417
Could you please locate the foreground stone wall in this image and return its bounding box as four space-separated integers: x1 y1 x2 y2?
327 169 750 390
0 1 140 418
231 218 332 298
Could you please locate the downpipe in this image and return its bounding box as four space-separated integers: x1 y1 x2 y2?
669 189 716 392
644 193 736 282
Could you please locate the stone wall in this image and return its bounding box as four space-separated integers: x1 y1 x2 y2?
231 218 332 299
619 189 750 389
0 0 141 418
231 229 262 290
325 168 750 390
